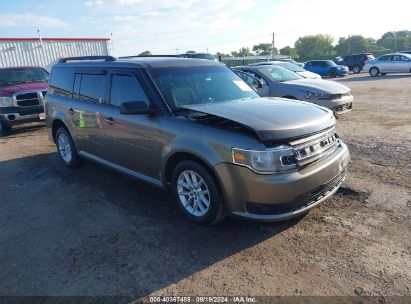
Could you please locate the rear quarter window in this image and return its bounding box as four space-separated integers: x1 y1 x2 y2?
49 67 74 97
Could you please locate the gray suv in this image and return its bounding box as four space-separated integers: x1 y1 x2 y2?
45 56 350 225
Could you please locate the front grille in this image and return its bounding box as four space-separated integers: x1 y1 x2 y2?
309 170 346 202
321 92 351 100
15 92 41 107
333 102 352 113
290 127 338 167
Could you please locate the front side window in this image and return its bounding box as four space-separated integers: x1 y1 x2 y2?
110 74 150 107
150 66 259 109
379 55 392 61
325 60 337 66
79 74 106 103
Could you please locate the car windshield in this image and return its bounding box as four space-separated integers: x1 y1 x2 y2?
276 62 305 72
326 60 337 66
149 66 259 109
258 66 302 82
0 68 49 87
366 54 375 60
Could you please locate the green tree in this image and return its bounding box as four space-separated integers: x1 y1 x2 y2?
294 34 335 60
377 31 411 52
138 50 151 56
231 47 253 57
215 52 231 58
335 35 377 55
252 43 274 55
279 46 299 58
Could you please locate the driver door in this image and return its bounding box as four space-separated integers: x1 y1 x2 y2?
98 69 164 181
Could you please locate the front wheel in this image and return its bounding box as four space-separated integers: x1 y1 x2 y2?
369 67 379 77
56 127 79 168
329 70 337 78
171 160 226 225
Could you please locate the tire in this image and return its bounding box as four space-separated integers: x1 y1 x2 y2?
0 120 9 137
171 160 226 225
55 127 79 168
329 70 337 78
369 67 379 77
352 65 362 74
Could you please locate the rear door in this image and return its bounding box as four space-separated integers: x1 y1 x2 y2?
70 69 109 159
392 55 411 72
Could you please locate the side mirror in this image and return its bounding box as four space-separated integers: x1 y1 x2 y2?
120 101 155 115
253 78 263 89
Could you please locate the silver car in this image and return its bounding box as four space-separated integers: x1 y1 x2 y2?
250 61 321 79
363 53 411 77
233 65 353 114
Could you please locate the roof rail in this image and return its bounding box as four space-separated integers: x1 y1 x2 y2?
58 56 116 63
118 55 180 59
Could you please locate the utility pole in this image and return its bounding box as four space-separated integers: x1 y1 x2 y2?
175 48 180 54
348 35 351 54
272 32 276 59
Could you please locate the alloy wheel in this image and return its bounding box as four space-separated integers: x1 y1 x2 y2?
58 133 72 163
177 170 211 217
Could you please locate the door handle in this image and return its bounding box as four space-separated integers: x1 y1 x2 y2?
67 108 75 115
104 117 115 125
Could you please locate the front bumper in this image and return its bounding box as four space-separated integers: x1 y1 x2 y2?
337 69 349 76
312 95 353 114
0 105 45 126
214 141 350 221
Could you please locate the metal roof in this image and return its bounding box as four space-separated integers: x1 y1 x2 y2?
0 38 110 41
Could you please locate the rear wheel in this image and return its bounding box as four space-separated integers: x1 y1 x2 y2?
329 70 337 78
171 160 226 225
0 120 9 137
56 127 79 168
352 65 361 74
369 67 379 77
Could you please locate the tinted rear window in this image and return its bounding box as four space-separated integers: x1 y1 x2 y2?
78 74 106 103
49 67 74 97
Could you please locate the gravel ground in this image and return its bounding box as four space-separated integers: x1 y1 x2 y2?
0 73 410 300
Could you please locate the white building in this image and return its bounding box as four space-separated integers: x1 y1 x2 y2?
0 38 110 71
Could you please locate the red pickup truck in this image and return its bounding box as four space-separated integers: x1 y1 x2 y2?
0 66 49 136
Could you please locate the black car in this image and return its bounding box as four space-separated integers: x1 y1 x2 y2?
336 53 375 73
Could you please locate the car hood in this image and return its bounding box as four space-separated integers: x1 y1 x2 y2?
296 71 321 79
182 97 336 142
0 81 48 97
283 78 350 94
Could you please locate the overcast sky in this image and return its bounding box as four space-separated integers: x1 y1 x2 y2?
1 0 410 56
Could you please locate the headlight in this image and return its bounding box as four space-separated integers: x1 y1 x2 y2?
232 146 296 174
302 91 331 99
0 96 13 107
